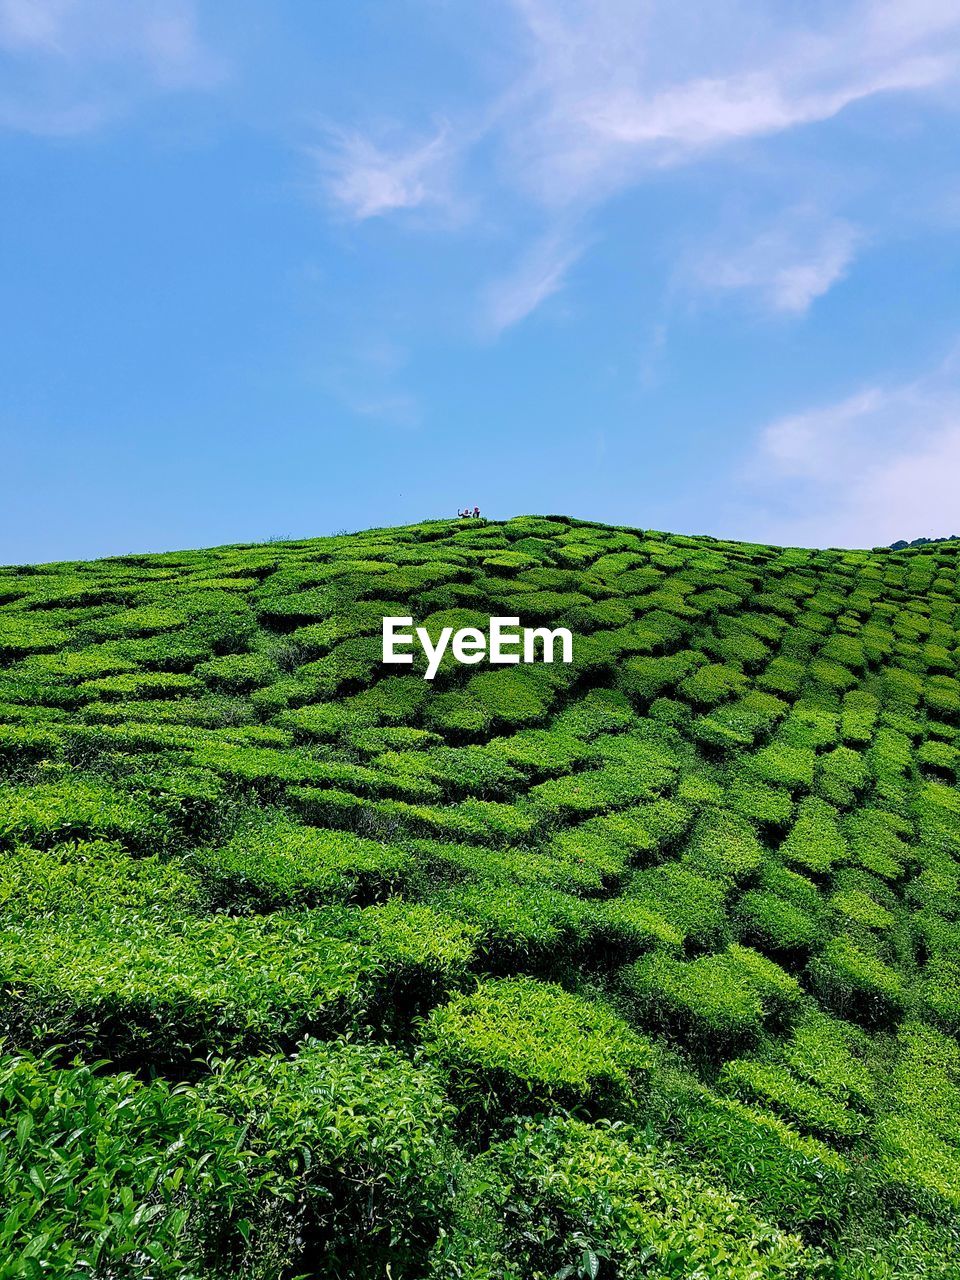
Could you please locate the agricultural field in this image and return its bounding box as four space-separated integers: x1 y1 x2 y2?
1 514 960 1278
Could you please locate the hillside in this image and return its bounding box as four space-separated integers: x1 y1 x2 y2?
1 515 959 1278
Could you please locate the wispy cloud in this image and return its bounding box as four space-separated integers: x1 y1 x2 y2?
0 0 226 134
689 212 861 314
734 345 960 546
481 232 583 336
505 0 959 206
310 0 960 333
313 339 422 429
313 125 454 221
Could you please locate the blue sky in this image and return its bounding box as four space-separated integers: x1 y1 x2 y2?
2 0 960 563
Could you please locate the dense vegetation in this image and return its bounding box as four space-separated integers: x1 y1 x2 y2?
1 514 959 1278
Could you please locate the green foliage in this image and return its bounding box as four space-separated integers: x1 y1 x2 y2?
196 814 410 908
2 518 960 1275
809 934 907 1026
670 1082 851 1232
423 977 651 1127
431 1116 812 1280
0 1050 274 1278
207 1039 454 1272
719 1059 867 1139
624 944 801 1053
0 776 164 851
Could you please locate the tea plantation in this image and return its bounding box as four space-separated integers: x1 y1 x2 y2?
1 515 959 1278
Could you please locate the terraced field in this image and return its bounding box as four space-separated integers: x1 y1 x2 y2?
1 515 959 1278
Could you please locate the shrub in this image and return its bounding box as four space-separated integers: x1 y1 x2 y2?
466 669 554 730
875 1025 960 1212
735 889 819 957
0 839 204 920
843 809 910 879
529 752 674 821
422 977 651 1129
195 651 279 693
670 1083 850 1233
918 958 960 1035
679 663 749 708
617 650 703 703
0 778 164 852
587 895 685 953
207 1039 453 1272
748 741 817 790
554 688 637 738
430 1116 812 1280
830 888 894 932
78 672 201 702
0 903 476 1065
841 691 878 745
0 1051 275 1278
727 771 795 825
684 807 765 879
780 798 848 874
429 881 588 965
485 727 595 776
624 945 801 1053
808 934 906 1026
759 656 806 697
782 1011 875 1110
196 816 410 908
719 1059 866 1138
621 863 729 947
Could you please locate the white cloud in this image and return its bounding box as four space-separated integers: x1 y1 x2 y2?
312 339 422 429
312 0 960 332
312 126 452 220
481 233 583 335
0 0 225 134
690 213 860 314
735 349 960 546
504 0 960 206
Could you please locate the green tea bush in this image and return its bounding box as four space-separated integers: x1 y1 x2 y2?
422 977 651 1129
684 807 765 879
875 1024 960 1213
0 904 476 1064
0 839 204 919
0 1051 278 1278
195 651 279 693
207 1039 454 1273
430 1116 812 1280
485 726 595 776
679 662 749 708
3 517 960 1275
429 880 588 966
624 944 801 1053
719 1059 866 1139
617 650 703 703
621 863 729 947
808 934 907 1026
554 687 637 738
196 815 410 908
466 668 554 730
0 777 164 851
78 671 201 702
780 797 848 874
735 889 820 957
669 1083 851 1233
841 691 879 745
748 740 817 790
726 770 795 825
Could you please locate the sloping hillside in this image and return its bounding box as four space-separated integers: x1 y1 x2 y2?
1 515 959 1278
